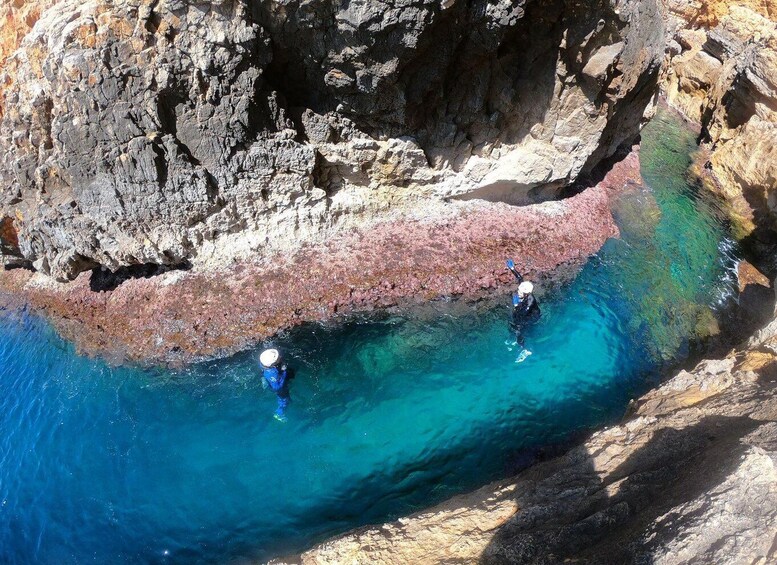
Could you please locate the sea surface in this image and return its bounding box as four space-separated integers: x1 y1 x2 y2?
0 110 738 563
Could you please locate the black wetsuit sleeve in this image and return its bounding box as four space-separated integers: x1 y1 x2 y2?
513 294 540 321
509 268 524 284
526 294 540 322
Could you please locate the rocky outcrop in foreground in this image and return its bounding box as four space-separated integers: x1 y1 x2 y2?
293 315 777 565
0 0 664 281
663 0 777 237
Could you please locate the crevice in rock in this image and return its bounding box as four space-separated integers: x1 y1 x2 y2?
311 151 343 197
450 181 565 206
156 88 183 138
580 62 662 174
568 141 637 197
40 97 54 151
0 216 20 253
717 73 757 132
89 260 192 293
0 216 31 270
150 140 168 189
144 0 162 35
204 170 219 202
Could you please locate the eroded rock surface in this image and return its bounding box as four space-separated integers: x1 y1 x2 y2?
0 178 621 364
0 0 665 280
663 0 777 236
294 320 777 565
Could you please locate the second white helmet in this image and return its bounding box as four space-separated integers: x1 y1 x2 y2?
259 348 280 367
518 281 534 295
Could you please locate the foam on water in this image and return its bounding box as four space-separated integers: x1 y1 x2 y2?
0 110 738 563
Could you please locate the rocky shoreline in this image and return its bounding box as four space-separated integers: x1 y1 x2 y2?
290 318 777 565
0 1 774 563
0 0 668 366
0 150 643 365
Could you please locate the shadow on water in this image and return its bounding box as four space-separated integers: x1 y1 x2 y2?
479 415 763 564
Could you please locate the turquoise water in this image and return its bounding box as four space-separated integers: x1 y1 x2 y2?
0 110 737 564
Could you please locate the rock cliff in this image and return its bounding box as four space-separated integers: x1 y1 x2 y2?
663 0 777 237
295 318 777 564
0 0 665 281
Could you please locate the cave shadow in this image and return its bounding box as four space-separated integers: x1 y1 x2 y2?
738 221 777 281
450 180 566 206
88 260 191 292
479 414 764 564
739 279 775 325
2 262 33 272
705 226 777 356
562 141 641 199
693 275 775 365
756 359 777 388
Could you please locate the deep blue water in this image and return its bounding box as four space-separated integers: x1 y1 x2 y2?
0 110 738 564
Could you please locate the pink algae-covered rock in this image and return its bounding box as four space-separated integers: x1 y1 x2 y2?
0 152 641 365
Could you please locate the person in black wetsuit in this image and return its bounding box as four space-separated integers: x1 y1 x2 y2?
506 259 541 361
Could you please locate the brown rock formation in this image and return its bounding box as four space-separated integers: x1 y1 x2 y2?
664 0 777 28
0 0 58 119
663 0 777 236
739 259 771 292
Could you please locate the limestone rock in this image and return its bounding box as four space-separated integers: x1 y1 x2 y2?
0 0 666 281
663 1 777 235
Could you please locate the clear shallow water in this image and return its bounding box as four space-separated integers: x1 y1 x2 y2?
0 110 738 564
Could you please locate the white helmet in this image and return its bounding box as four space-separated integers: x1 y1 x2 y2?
518 281 534 295
259 348 280 367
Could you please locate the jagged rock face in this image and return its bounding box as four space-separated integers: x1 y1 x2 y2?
296 322 777 565
0 0 60 118
664 0 777 27
663 1 777 236
0 0 665 281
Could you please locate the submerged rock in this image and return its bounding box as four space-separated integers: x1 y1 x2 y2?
0 0 665 280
